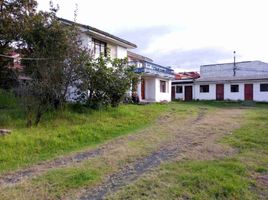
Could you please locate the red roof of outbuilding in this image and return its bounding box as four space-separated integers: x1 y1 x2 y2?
175 72 200 80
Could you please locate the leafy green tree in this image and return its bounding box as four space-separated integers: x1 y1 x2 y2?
77 55 138 109
108 58 138 107
0 0 36 88
0 0 87 126
20 4 88 126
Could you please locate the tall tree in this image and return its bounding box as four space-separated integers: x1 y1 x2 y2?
20 3 88 126
0 0 87 126
0 0 37 88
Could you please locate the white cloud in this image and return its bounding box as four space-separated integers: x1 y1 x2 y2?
37 0 268 69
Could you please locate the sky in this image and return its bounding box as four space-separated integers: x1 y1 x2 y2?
37 0 268 72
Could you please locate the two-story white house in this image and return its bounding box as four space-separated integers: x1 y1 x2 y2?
60 18 137 59
61 19 175 103
60 18 137 101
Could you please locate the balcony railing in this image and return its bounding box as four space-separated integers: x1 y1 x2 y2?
130 61 174 79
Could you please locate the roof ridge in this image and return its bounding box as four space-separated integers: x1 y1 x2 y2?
58 18 137 48
201 61 254 67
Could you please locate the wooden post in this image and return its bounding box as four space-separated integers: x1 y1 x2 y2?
0 129 11 136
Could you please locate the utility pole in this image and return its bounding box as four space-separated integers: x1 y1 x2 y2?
233 51 237 76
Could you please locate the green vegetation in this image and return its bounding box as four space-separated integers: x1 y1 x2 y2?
108 160 255 200
108 105 268 200
32 160 111 199
1 92 268 199
0 90 169 174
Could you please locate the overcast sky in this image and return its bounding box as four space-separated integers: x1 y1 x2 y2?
37 0 268 72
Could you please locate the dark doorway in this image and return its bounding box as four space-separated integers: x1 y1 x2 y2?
141 78 145 100
171 86 176 100
244 84 253 100
216 84 224 100
184 86 193 101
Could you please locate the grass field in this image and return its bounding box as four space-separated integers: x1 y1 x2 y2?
0 90 267 200
0 90 171 174
108 106 268 200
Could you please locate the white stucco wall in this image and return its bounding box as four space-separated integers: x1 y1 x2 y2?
254 82 268 102
224 83 244 101
145 77 156 101
194 84 216 100
116 46 127 59
107 44 117 59
155 78 171 102
137 77 172 102
80 32 92 50
79 32 128 59
193 82 268 102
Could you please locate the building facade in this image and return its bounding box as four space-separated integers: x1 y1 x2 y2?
128 51 174 102
61 19 176 103
60 19 137 101
60 18 137 60
172 61 268 102
171 72 200 101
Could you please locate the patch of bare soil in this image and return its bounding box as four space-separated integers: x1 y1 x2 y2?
0 108 185 186
79 108 244 200
0 148 104 185
258 174 268 186
0 107 244 200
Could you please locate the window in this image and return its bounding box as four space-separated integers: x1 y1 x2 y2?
93 39 107 57
231 85 239 92
260 84 268 92
176 86 183 93
160 80 166 93
200 85 209 93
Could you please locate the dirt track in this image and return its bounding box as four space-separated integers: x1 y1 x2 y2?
80 108 243 200
0 107 244 200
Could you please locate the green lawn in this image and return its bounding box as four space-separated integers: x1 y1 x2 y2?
1 90 268 200
108 106 268 200
0 90 171 174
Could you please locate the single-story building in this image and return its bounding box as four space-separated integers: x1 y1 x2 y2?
172 61 268 102
171 72 199 101
128 51 174 102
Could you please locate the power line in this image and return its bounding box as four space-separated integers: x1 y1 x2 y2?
0 54 52 60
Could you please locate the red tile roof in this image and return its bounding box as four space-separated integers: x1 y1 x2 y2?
175 72 200 80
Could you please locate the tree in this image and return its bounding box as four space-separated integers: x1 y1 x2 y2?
77 55 138 109
19 3 88 126
0 0 87 126
0 0 36 89
108 58 138 107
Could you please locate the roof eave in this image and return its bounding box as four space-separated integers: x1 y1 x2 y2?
58 18 137 49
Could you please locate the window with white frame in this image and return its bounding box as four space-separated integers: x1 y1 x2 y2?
176 86 183 93
231 85 239 92
260 84 268 92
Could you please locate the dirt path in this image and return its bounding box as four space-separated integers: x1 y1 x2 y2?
79 108 243 200
0 107 196 186
0 106 244 200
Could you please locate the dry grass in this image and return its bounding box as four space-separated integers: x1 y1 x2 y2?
0 104 198 199
0 104 249 200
